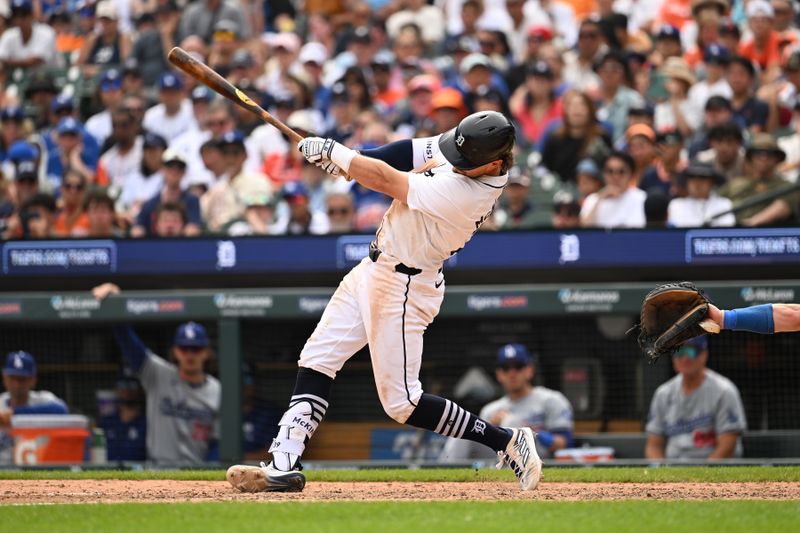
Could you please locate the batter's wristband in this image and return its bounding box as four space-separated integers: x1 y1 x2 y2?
329 143 357 174
723 304 775 334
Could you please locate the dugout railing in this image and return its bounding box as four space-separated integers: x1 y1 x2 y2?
1 280 799 464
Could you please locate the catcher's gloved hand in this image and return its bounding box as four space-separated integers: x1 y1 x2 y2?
628 281 721 363
298 137 337 165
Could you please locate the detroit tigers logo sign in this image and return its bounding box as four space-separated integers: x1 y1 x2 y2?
455 134 465 147
472 420 486 435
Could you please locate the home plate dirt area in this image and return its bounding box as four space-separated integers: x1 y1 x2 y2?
1 481 799 504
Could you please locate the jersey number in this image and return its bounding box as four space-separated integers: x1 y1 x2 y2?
449 206 495 256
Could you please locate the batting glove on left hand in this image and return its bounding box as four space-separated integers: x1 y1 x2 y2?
316 160 342 177
298 137 337 165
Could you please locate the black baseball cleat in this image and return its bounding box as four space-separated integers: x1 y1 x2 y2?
226 461 306 493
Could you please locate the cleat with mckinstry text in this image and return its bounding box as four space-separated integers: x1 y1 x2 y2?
226 461 306 493
496 427 543 490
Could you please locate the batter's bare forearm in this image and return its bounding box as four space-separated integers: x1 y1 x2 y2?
349 155 409 203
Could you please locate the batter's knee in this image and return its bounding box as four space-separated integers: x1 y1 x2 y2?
382 401 413 424
376 384 421 424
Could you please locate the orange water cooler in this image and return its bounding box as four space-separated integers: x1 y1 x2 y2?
10 415 90 465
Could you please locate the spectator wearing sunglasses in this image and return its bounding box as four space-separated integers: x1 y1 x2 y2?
53 169 90 237
440 343 574 462
646 336 746 459
580 151 646 228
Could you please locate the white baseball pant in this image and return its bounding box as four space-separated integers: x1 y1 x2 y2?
298 253 445 423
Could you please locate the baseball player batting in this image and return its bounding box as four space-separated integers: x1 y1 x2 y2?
227 111 543 492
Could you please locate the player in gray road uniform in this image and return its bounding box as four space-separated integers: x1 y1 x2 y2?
645 336 746 459
440 344 574 461
94 284 221 465
112 321 221 465
0 351 68 464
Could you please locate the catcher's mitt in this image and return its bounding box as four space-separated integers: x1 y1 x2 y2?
629 281 721 363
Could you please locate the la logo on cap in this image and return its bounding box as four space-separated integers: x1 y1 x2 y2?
504 346 515 358
14 354 23 368
185 325 196 339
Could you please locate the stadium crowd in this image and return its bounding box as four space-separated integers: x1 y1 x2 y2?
2 0 800 239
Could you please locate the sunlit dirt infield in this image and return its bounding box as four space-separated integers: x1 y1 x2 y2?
1 480 799 504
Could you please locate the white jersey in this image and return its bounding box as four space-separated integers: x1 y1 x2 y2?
85 110 112 147
0 24 61 68
375 135 507 271
0 390 67 464
143 100 197 143
99 136 144 192
667 195 735 227
440 387 574 461
646 369 746 459
580 187 646 228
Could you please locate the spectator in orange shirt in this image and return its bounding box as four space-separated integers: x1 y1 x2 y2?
683 1 726 69
53 170 90 238
656 0 693 31
738 0 782 79
772 0 800 47
50 10 84 54
370 50 406 115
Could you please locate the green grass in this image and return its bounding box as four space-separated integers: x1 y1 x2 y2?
0 466 798 482
0 501 798 533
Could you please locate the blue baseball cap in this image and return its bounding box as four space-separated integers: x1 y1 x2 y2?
217 129 246 148
57 117 81 135
159 72 183 90
0 106 24 121
674 336 709 358
11 0 33 14
282 180 308 199
191 85 212 102
3 351 36 377
100 69 122 92
142 131 168 149
174 322 209 348
50 94 74 112
704 44 730 64
8 141 37 163
656 24 681 41
576 158 600 178
496 343 535 367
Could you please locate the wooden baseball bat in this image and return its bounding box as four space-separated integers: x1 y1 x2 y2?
167 47 303 145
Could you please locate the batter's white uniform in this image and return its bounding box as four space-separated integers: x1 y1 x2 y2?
299 136 508 423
